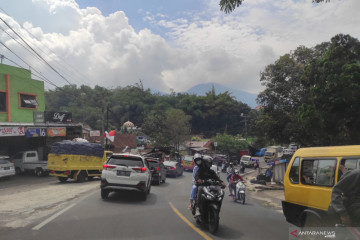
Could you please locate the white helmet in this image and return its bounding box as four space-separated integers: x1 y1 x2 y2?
194 153 202 166
234 169 239 174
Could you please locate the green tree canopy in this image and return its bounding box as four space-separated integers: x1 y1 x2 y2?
220 0 330 14
256 34 360 146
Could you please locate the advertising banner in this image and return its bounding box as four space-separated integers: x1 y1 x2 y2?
25 127 47 138
45 111 72 123
47 127 66 137
0 127 25 137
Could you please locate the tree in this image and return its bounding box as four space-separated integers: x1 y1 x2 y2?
214 133 247 155
298 34 360 145
256 34 360 146
164 108 191 153
220 0 330 14
142 108 191 150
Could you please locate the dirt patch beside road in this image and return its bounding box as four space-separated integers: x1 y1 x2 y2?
0 179 99 229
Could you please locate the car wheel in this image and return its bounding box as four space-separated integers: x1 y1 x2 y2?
141 192 147 201
147 182 151 194
162 177 166 183
15 167 21 175
101 189 109 199
35 168 44 177
156 176 161 185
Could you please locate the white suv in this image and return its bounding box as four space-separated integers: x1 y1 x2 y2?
101 153 151 200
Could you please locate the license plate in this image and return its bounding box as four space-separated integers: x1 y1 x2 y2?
117 170 131 176
3 167 10 170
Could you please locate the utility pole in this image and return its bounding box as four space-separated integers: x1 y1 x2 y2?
241 113 248 140
0 55 4 64
101 107 105 147
105 104 109 149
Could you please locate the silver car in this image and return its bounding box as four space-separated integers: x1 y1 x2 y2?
0 156 15 179
100 153 152 201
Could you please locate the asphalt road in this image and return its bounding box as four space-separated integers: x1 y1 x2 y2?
1 170 291 240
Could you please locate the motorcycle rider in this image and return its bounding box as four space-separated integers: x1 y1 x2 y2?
331 162 360 226
227 166 235 196
229 169 245 197
195 155 226 216
188 154 200 209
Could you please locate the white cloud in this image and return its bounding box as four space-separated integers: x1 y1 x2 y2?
0 0 359 95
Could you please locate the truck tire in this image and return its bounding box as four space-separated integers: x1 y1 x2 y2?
35 168 44 177
76 171 86 183
58 177 68 183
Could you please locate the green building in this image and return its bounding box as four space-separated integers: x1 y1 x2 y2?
0 63 45 123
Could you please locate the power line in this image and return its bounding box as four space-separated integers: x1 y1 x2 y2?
0 7 96 87
0 43 58 88
0 15 72 85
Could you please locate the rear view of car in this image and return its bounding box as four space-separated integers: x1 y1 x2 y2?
164 160 183 178
101 154 151 201
182 155 194 171
0 156 15 179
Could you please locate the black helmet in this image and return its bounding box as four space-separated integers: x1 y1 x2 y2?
202 155 212 169
194 153 202 166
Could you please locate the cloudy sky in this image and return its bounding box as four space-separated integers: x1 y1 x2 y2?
0 0 358 95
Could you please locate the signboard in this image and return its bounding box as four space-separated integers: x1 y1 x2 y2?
33 112 45 123
90 130 100 137
25 127 47 138
47 127 66 137
45 111 72 123
0 127 25 137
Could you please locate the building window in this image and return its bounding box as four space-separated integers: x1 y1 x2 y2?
19 93 38 109
301 159 337 187
0 92 5 112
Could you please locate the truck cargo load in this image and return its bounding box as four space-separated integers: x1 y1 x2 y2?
48 140 111 183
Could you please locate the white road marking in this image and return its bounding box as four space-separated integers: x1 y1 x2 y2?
32 203 76 230
32 190 95 230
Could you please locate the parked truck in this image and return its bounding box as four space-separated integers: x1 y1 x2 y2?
264 146 283 162
12 151 49 177
47 140 110 183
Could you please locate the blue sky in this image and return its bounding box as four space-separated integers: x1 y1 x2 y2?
0 0 359 96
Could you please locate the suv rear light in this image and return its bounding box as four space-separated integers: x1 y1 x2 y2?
103 164 116 170
132 167 147 173
156 167 159 172
170 167 175 170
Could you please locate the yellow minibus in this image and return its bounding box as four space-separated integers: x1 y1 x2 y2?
282 145 360 227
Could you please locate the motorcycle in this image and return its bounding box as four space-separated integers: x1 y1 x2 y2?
192 179 225 234
233 180 246 204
